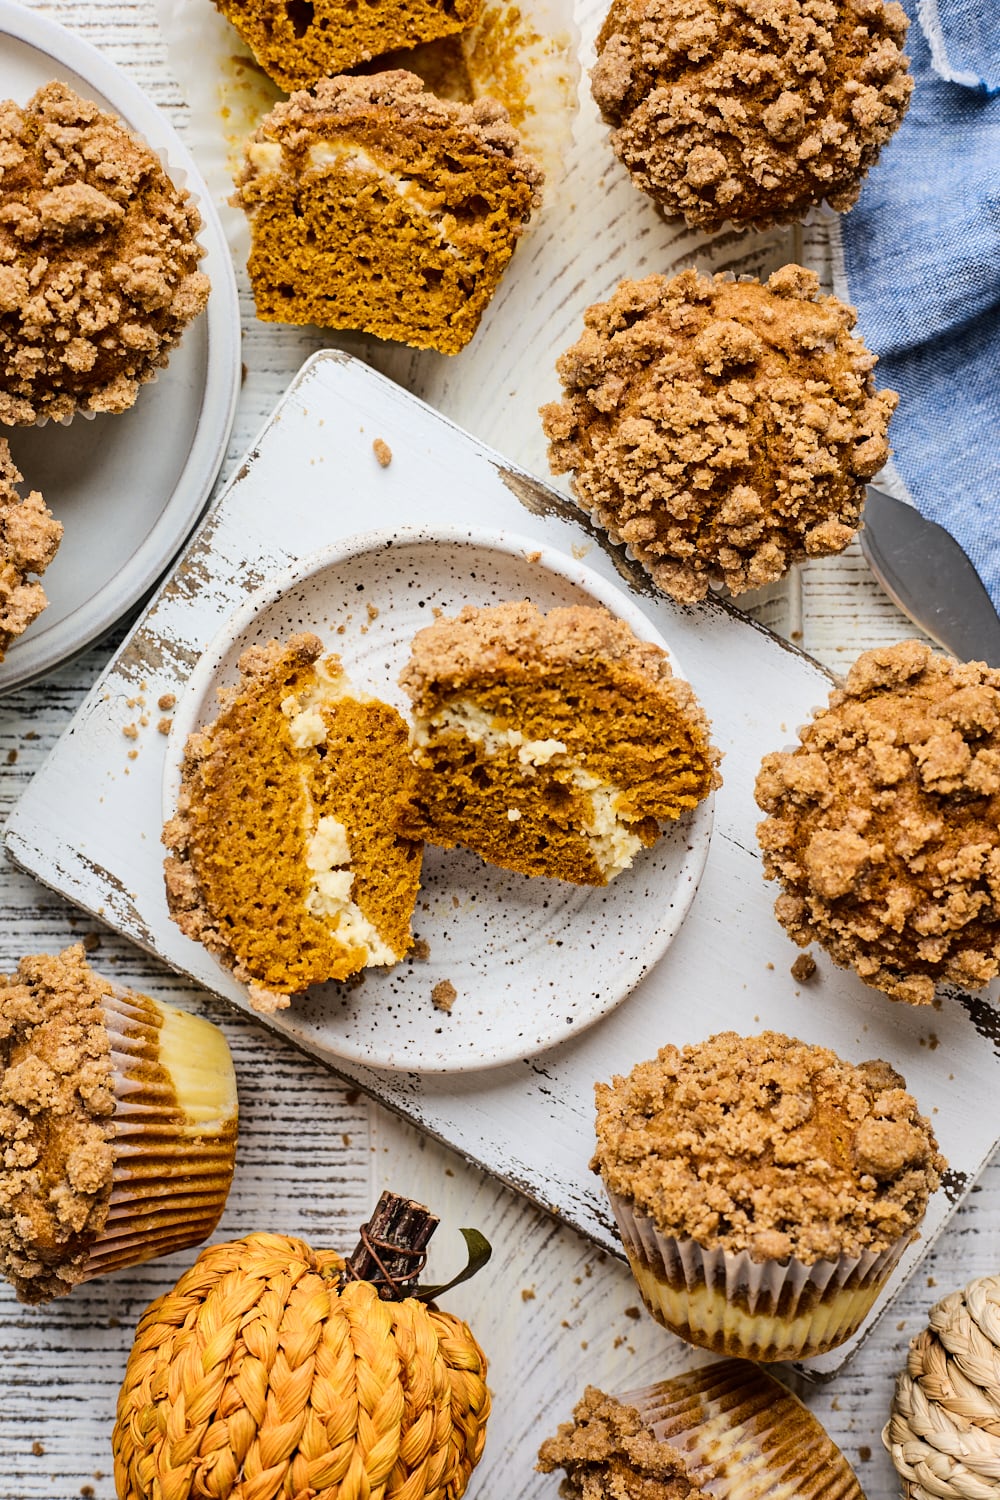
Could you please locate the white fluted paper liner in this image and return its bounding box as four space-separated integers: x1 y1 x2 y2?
80 987 237 1281
621 1360 864 1499
608 1189 911 1362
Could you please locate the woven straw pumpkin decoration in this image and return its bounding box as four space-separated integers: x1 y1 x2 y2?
113 1198 491 1500
884 1272 1000 1499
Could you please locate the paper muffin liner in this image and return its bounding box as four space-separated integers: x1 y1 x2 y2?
608 1189 910 1362
621 1359 864 1498
80 987 237 1281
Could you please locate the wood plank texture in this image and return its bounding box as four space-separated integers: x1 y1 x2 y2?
0 3 990 1500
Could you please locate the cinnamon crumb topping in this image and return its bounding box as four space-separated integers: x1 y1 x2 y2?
0 946 115 1302
0 440 62 659
542 266 895 603
757 641 1000 1005
591 0 912 229
594 1031 944 1263
537 1388 694 1499
0 82 210 426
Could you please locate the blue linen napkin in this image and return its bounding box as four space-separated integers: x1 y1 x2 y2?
836 0 1000 602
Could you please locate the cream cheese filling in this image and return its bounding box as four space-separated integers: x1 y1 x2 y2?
280 678 398 966
304 816 397 967
248 138 464 258
415 700 647 878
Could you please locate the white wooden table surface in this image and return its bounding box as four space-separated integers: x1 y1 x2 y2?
2 2 997 1497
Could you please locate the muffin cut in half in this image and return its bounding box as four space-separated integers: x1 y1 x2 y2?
163 634 423 1013
0 82 210 426
0 439 62 661
213 0 482 91
396 599 719 884
0 946 237 1304
233 72 543 355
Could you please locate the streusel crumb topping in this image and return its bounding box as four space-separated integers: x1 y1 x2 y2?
0 946 115 1302
757 641 1000 1005
594 1031 944 1263
537 1388 695 1499
0 82 210 425
542 266 895 603
0 439 62 659
591 0 911 228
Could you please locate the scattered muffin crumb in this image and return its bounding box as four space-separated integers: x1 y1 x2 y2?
6 749 16 764
158 717 173 735
521 1286 536 1301
367 604 380 622
858 1445 872 1463
432 978 457 1012
411 937 431 960
157 693 176 712
82 934 100 953
623 1305 640 1320
791 953 817 983
122 723 138 740
31 1441 44 1457
590 0 912 229
543 266 895 603
372 438 393 468
757 641 1000 1005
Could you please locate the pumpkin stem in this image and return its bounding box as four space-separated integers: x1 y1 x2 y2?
345 1190 440 1301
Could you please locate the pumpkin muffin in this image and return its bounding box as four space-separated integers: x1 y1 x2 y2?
757 640 1000 1006
0 946 237 1303
163 633 423 1014
395 598 719 884
542 265 896 604
590 0 912 229
0 82 210 426
0 439 62 660
593 1030 944 1361
539 1362 864 1498
213 0 481 91
233 71 542 356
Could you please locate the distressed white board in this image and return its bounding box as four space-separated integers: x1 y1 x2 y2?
6 351 999 1382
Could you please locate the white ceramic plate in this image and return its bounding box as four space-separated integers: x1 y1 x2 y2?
0 0 241 693
164 525 715 1072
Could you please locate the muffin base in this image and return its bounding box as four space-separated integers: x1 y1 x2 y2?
81 990 237 1280
610 1192 910 1361
624 1359 863 1497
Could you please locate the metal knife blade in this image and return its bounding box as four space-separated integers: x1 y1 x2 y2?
859 487 1000 667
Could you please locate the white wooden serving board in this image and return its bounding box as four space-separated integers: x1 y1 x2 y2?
7 350 999 1377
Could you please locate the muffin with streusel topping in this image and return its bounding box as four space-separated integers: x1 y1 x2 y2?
542 265 896 605
0 82 210 426
538 1364 864 1498
593 1030 944 1361
756 640 1000 1005
0 439 62 660
590 0 912 229
0 946 237 1303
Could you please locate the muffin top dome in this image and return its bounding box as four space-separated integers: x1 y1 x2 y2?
591 0 912 228
0 82 210 425
757 640 1000 1005
593 1030 944 1263
542 265 896 603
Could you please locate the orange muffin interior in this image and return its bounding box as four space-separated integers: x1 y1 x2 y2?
396 600 719 885
163 634 422 1012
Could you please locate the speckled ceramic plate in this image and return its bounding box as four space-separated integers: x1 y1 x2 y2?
0 0 240 693
164 525 715 1072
